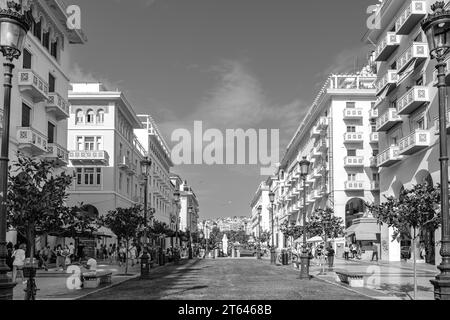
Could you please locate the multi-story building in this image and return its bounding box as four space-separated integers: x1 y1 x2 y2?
250 181 271 239
67 83 148 248
364 0 443 265
172 179 199 236
269 68 379 258
135 115 175 229
5 1 86 245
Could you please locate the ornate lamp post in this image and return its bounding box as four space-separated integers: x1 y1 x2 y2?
299 157 311 280
140 157 152 279
256 205 262 260
422 1 450 300
0 0 30 300
269 191 276 264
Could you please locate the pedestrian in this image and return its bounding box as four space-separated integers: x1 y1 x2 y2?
102 244 108 261
42 246 51 271
420 242 426 261
344 243 350 261
12 243 26 283
63 245 71 268
6 242 13 270
68 242 75 261
327 245 335 268
316 244 324 266
371 242 379 262
119 244 127 267
129 243 137 266
56 245 65 271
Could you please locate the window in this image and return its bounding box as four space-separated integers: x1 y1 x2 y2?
86 110 95 123
84 137 95 151
416 77 424 86
371 102 375 109
96 137 103 150
373 150 379 156
42 30 50 49
23 49 32 69
21 103 31 127
76 168 101 186
34 19 42 41
346 102 356 109
76 137 83 151
416 117 425 130
119 173 123 191
348 174 356 181
371 125 376 133
391 100 397 110
48 74 55 93
97 109 105 123
50 39 58 60
347 150 356 157
76 110 83 124
373 173 379 181
127 178 130 194
347 126 356 133
47 122 55 144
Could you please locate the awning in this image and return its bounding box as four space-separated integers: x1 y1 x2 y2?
345 218 380 241
93 227 116 238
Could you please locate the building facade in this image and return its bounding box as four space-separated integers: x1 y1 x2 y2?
268 69 379 258
176 180 200 236
5 0 86 245
250 181 271 239
364 0 444 264
67 83 147 220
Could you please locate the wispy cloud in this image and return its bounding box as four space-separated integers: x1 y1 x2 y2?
69 63 124 91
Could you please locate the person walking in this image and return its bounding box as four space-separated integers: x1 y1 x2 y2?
344 243 350 260
327 244 335 268
12 243 26 283
129 243 137 267
6 242 13 270
118 244 127 267
371 242 379 262
55 245 65 271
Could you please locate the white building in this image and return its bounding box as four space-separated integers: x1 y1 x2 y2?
269 69 379 258
250 181 271 240
5 0 86 245
364 0 443 265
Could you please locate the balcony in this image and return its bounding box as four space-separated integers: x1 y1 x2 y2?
375 70 398 96
127 164 137 176
16 127 48 155
396 42 428 74
318 139 329 151
376 108 402 132
370 132 379 144
345 181 365 191
398 130 431 155
343 108 363 119
344 156 364 167
45 143 69 167
311 125 321 138
377 146 402 167
395 1 427 35
344 132 364 144
369 157 378 168
118 156 131 170
397 86 430 115
370 181 380 191
46 92 70 120
369 109 379 120
312 146 322 158
69 150 109 165
17 70 49 102
375 32 401 61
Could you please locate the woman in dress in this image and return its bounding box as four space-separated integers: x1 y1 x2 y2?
12 243 26 283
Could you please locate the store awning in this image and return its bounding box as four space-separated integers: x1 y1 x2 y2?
345 218 380 241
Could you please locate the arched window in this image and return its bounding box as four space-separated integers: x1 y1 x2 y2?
86 109 95 123
75 109 83 124
97 109 105 123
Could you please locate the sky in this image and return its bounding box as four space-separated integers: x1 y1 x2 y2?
68 0 376 219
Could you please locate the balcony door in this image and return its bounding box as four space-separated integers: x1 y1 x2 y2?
23 49 32 69
47 122 55 144
21 104 31 127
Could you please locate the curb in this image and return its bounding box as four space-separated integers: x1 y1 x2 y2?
74 273 140 300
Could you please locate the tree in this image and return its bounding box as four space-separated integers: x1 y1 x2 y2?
309 208 345 241
101 205 144 275
7 155 95 258
225 230 248 245
208 227 223 248
366 183 441 300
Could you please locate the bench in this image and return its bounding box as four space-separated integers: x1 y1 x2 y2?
82 271 112 289
334 270 365 288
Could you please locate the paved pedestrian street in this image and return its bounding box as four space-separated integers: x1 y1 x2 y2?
81 258 370 300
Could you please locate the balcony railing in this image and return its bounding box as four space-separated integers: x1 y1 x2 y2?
377 146 402 167
376 108 402 132
396 42 428 74
17 69 49 102
398 130 431 155
344 156 364 167
16 127 48 155
345 181 365 191
343 108 364 119
69 150 109 164
45 143 69 167
375 32 401 61
344 132 364 143
395 1 427 35
46 92 70 120
118 156 131 170
370 132 379 143
375 70 398 96
397 86 430 115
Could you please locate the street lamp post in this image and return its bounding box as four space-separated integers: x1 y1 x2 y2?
422 1 450 299
188 206 194 259
299 157 311 280
0 0 30 300
140 157 152 279
257 205 262 260
269 192 276 264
